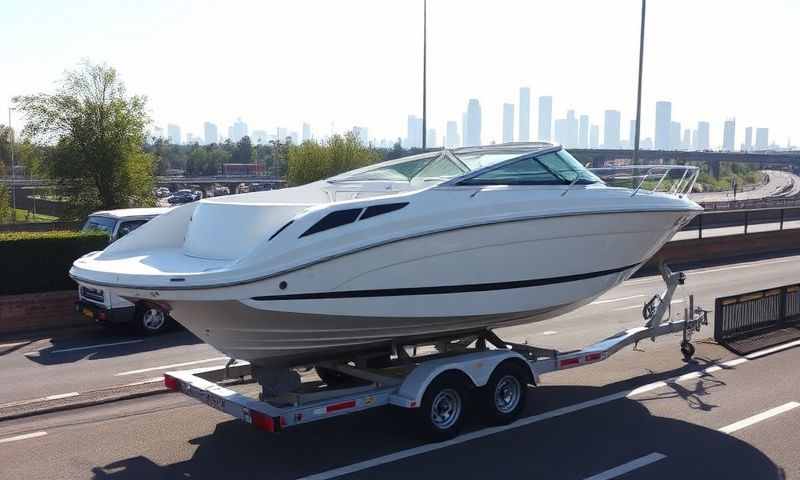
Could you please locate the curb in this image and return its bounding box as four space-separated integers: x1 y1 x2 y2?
0 381 171 422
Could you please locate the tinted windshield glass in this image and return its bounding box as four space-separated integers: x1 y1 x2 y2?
81 216 116 236
459 157 563 185
454 152 520 170
536 151 602 184
334 153 462 182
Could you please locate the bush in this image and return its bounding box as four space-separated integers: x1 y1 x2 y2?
0 230 108 295
287 133 380 186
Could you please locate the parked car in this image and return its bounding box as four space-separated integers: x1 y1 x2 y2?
155 187 171 198
76 207 175 335
166 189 198 204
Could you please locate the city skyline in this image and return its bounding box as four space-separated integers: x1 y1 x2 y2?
22 1 794 149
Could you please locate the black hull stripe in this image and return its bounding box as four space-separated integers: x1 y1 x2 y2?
252 263 639 301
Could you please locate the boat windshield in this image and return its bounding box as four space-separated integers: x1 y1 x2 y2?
329 152 469 183
458 150 602 186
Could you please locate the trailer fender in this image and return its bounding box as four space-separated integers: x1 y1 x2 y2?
389 350 537 408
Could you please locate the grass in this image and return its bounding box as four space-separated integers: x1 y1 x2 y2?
10 208 59 222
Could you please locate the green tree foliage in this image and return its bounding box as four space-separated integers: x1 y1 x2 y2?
287 132 380 186
233 136 253 163
13 61 155 219
0 184 10 223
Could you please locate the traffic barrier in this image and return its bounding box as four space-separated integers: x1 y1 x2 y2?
714 284 800 343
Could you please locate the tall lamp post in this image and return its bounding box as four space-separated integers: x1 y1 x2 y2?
421 0 427 150
632 0 646 164
8 107 15 223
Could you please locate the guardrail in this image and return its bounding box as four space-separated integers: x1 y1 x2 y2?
684 205 800 238
700 197 800 211
714 284 800 343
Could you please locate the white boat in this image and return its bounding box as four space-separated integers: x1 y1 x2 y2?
71 143 701 369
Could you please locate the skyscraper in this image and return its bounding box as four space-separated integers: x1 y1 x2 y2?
203 122 218 145
302 123 311 142
565 110 578 147
167 124 181 145
670 121 681 150
465 99 482 146
744 127 753 151
426 128 437 148
251 130 269 144
722 119 736 151
755 128 769 150
406 115 423 148
696 122 710 150
682 129 691 150
518 87 530 141
230 118 248 142
502 103 514 143
538 96 552 141
445 121 459 148
462 112 469 147
554 119 567 146
629 120 636 148
579 115 589 148
655 101 672 150
603 110 621 148
590 125 599 148
277 127 288 141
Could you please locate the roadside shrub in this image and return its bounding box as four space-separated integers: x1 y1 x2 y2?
0 230 107 295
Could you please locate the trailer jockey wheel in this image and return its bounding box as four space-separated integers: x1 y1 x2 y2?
417 372 470 442
680 341 695 360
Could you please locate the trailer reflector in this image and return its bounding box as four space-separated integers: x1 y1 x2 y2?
585 352 602 362
163 375 179 391
326 400 356 413
559 357 580 368
250 410 276 432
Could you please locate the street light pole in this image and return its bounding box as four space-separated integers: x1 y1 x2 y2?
633 0 646 164
8 107 15 223
421 0 427 150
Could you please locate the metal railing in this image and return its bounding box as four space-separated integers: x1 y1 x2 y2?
590 165 699 197
714 284 800 342
682 205 800 239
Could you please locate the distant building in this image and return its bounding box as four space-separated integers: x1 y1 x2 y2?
426 128 437 148
519 87 530 141
641 137 653 149
152 126 164 141
755 128 769 150
722 119 736 151
502 103 514 143
670 121 681 150
655 101 671 150
682 129 691 150
252 130 269 144
744 127 753 151
276 127 288 142
203 122 218 145
445 121 460 148
564 110 578 147
696 122 710 150
629 119 636 148
465 99 482 146
230 118 248 142
406 115 423 148
554 119 567 146
603 110 621 148
589 124 599 148
579 115 589 148
302 123 311 142
352 126 368 145
185 133 197 144
167 124 181 145
538 96 552 141
462 112 469 147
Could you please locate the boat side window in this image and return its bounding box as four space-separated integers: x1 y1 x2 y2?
536 151 602 184
457 157 564 186
413 155 467 181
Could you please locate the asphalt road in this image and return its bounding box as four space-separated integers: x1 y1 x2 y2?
692 170 800 203
2 253 800 406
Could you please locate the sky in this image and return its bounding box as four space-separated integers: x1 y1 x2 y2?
1 0 799 148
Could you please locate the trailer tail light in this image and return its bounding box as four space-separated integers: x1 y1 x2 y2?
163 375 179 391
326 400 356 413
559 357 580 368
250 411 276 432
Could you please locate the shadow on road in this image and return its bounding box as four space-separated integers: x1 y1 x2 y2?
89 359 785 480
24 329 203 366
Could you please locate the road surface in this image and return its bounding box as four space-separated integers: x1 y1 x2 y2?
693 170 800 203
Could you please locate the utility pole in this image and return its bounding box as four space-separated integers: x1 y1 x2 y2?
421 0 427 150
633 0 646 164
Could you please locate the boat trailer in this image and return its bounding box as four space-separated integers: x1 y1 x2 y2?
164 264 708 440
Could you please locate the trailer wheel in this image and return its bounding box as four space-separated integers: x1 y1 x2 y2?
135 303 170 335
417 372 469 441
481 361 528 425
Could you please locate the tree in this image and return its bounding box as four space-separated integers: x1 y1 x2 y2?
287 132 379 186
233 136 253 163
0 185 10 223
13 61 155 218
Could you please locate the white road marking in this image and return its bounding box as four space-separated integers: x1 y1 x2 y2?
745 339 800 359
115 357 228 376
613 304 641 311
591 294 644 305
43 392 79 401
0 341 29 349
583 452 667 480
719 402 800 435
623 257 800 286
540 331 558 336
0 431 48 444
45 339 144 354
122 377 164 387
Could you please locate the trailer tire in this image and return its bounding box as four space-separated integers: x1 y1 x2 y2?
417 371 470 442
134 303 171 335
481 361 528 425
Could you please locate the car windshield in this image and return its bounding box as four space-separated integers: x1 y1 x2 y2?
81 216 116 236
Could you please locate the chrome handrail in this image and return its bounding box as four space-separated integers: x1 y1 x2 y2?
590 165 699 197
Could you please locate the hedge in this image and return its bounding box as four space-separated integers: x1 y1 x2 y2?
0 230 108 295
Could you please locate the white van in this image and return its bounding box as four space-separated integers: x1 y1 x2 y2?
76 208 174 334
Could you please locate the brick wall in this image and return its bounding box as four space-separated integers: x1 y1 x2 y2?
0 290 85 335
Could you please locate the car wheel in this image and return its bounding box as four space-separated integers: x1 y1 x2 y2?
136 303 169 335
